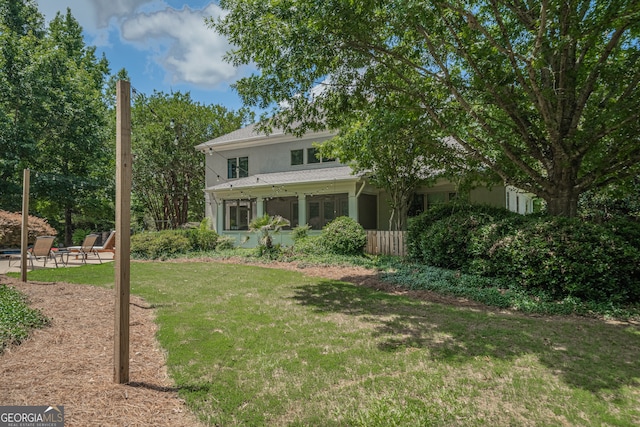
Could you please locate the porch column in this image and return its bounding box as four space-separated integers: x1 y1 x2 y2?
348 188 358 222
216 201 224 232
298 194 307 227
257 196 264 217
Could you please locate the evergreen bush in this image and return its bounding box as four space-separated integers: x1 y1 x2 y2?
406 204 640 304
184 219 218 251
320 216 366 255
131 230 192 259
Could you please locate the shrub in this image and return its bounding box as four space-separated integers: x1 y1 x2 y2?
215 236 236 251
185 219 218 251
481 217 640 303
131 230 191 259
406 204 640 304
291 235 324 255
320 216 366 255
0 210 57 247
72 228 91 246
408 203 519 268
291 224 311 242
603 218 640 248
407 203 515 261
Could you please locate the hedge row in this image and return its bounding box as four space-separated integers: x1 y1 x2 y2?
131 216 368 259
407 204 640 304
131 225 219 259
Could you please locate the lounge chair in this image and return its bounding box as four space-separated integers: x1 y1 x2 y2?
8 236 63 269
94 230 115 254
67 233 102 264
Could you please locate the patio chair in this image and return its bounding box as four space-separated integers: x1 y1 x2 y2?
67 233 102 264
94 230 115 254
8 236 63 269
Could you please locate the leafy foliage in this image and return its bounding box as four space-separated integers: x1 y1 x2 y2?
291 224 311 242
249 214 290 258
319 93 447 230
408 205 640 303
0 210 57 246
0 284 49 353
130 230 192 259
184 219 219 251
319 216 367 255
0 3 113 245
215 0 640 217
131 91 251 230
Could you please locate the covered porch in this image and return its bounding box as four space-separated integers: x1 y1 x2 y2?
204 166 376 246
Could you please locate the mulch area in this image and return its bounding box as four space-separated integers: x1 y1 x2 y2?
0 258 507 426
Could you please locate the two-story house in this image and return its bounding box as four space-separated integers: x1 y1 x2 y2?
195 123 535 246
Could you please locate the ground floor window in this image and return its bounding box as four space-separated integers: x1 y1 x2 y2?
307 194 348 229
265 196 298 228
224 199 256 230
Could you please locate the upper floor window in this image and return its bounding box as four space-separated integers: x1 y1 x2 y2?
291 148 335 165
227 156 249 179
307 147 334 164
291 149 304 165
307 147 321 164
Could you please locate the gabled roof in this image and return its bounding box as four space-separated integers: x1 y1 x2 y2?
206 166 364 191
195 122 335 151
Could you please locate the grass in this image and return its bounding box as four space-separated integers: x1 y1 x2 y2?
16 261 640 426
0 284 49 353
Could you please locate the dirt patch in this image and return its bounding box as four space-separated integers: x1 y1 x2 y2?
0 276 204 427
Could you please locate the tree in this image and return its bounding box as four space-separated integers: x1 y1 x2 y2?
321 91 447 230
131 91 251 229
0 4 113 245
214 0 640 217
0 0 47 211
32 9 112 245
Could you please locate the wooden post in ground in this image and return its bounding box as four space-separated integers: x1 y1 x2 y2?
20 169 30 282
114 80 132 384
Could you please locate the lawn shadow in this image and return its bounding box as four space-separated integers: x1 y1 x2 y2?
291 279 640 393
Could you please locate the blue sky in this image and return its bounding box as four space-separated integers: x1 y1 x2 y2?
35 0 255 113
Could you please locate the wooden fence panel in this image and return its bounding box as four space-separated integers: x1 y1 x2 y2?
365 231 406 256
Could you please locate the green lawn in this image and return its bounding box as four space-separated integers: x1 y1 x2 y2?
18 262 640 426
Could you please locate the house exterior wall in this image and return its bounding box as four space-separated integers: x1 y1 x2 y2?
375 180 508 231
469 186 506 207
505 186 536 214
203 134 339 188
198 127 536 246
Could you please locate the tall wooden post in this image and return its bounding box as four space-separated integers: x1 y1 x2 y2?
20 169 30 282
114 80 132 384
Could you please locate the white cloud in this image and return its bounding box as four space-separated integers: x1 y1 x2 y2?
92 0 156 27
35 2 244 88
37 0 156 29
121 4 239 88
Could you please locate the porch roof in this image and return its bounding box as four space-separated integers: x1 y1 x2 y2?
205 166 364 191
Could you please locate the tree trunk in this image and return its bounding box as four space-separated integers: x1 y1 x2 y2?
544 158 581 217
544 184 580 217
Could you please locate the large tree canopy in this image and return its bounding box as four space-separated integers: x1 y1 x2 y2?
1 2 113 244
0 0 46 209
215 0 640 216
131 91 252 229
